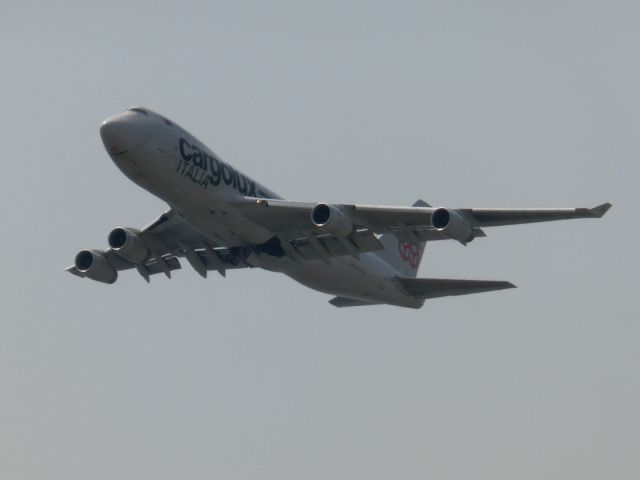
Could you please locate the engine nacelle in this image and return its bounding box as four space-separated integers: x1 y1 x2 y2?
431 208 474 243
311 203 353 237
74 250 118 284
108 227 148 263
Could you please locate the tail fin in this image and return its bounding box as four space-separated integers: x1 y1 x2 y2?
374 199 428 277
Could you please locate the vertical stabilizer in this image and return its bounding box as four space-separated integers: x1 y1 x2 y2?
374 199 428 277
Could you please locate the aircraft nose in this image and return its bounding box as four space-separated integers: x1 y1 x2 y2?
100 114 148 154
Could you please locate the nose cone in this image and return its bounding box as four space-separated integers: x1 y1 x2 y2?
100 114 148 155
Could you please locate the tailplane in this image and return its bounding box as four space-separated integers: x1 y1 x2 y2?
397 277 516 300
375 199 428 277
329 296 378 307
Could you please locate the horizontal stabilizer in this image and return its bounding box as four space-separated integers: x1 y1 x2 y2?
397 277 516 299
329 296 378 307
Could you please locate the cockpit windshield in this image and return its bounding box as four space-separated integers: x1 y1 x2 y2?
127 107 148 115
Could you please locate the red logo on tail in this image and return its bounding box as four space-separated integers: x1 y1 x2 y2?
398 241 421 269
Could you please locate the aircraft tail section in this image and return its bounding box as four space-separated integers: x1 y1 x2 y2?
375 199 428 277
397 277 516 299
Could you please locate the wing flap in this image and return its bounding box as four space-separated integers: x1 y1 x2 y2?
284 229 383 262
143 256 181 275
397 277 516 299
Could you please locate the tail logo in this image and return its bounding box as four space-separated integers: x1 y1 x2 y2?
398 241 421 269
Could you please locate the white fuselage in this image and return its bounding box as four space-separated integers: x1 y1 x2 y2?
102 109 423 308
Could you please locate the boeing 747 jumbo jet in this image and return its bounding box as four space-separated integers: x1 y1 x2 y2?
67 107 611 308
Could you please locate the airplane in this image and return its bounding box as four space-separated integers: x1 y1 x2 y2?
67 106 611 308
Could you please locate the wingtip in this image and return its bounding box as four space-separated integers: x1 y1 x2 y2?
66 265 85 278
591 202 612 218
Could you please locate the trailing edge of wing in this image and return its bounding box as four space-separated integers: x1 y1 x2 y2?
66 255 182 279
397 277 516 299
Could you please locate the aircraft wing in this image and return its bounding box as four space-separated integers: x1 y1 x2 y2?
456 202 612 226
68 199 611 282
67 207 388 282
234 197 611 244
66 209 253 282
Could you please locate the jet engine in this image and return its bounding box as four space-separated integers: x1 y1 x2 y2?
431 208 474 243
74 250 118 284
108 227 148 263
311 203 353 237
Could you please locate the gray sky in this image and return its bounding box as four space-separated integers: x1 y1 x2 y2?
1 1 638 479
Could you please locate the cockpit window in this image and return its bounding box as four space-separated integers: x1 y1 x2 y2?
127 107 148 115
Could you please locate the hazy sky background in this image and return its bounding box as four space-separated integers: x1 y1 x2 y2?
1 1 638 479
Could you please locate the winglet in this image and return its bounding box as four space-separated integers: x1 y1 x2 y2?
590 202 612 218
